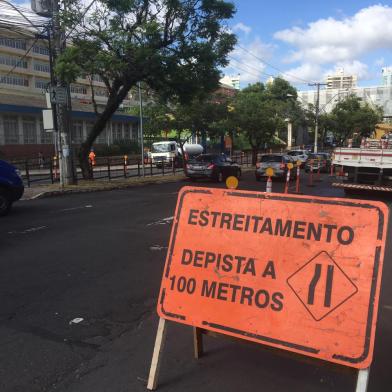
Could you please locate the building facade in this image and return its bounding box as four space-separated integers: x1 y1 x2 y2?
0 4 140 159
326 68 357 90
382 67 392 87
298 85 392 118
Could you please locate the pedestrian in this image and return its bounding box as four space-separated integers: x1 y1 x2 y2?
88 149 96 167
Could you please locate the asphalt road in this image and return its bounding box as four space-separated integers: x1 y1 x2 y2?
1 172 391 392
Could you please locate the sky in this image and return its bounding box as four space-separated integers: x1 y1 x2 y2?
11 0 392 90
226 0 392 89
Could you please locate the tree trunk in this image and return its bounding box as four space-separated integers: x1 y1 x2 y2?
79 81 133 179
252 146 258 165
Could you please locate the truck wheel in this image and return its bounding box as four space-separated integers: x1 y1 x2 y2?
0 190 12 217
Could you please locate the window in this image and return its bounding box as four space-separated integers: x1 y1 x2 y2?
3 115 19 144
70 84 87 95
0 54 27 68
32 45 49 56
35 79 49 90
0 38 26 50
40 121 53 144
123 124 131 140
112 123 123 141
23 117 37 144
96 125 108 144
34 61 50 73
72 121 84 144
0 74 29 87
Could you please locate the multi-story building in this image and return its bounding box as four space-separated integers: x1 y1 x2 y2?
382 67 392 86
326 68 357 90
0 3 140 159
220 74 240 90
298 85 392 119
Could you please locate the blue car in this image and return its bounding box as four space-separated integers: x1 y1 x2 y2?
0 160 24 216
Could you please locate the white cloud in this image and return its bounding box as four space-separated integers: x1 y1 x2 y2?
225 37 275 84
232 22 251 35
282 63 322 84
274 5 392 65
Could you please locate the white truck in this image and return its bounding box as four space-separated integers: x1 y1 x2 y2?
332 136 392 193
150 141 203 167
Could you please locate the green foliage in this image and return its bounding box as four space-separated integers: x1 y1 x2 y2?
325 95 383 143
94 139 140 156
230 78 300 151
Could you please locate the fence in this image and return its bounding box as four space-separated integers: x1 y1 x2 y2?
10 156 186 187
11 151 255 187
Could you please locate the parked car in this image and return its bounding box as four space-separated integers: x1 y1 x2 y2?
0 160 24 216
186 154 241 182
304 153 331 173
286 150 309 165
255 154 296 181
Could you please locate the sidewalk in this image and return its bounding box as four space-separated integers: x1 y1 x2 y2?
21 173 187 200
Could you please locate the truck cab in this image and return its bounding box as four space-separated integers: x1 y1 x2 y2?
150 141 178 167
0 160 24 216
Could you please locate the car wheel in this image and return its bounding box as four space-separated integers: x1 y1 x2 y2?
0 190 12 217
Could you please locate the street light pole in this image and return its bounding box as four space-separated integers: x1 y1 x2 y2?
51 0 75 185
308 82 328 153
138 82 145 177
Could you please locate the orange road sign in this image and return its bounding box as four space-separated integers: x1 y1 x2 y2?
157 187 388 369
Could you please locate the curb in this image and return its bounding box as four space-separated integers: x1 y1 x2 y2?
24 166 256 200
28 175 187 200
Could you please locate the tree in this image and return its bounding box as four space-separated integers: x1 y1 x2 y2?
230 79 299 164
138 94 230 170
326 95 383 145
56 0 236 178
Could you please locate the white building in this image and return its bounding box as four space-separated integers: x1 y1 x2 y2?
326 68 357 90
220 74 240 90
298 85 392 118
0 3 140 159
382 67 392 86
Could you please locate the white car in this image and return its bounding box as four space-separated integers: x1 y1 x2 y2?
286 150 309 165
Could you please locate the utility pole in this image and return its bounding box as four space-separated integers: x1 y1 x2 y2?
308 82 327 153
51 0 76 185
138 82 145 177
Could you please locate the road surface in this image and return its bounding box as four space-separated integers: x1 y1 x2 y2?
1 172 391 392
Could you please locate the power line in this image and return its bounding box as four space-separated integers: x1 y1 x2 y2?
236 43 314 85
229 57 275 79
65 0 97 39
230 56 276 78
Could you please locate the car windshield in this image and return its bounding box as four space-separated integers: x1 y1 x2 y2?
152 144 172 153
260 155 282 163
287 151 302 156
194 154 219 163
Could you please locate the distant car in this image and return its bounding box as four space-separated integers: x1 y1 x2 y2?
304 153 331 173
186 154 241 182
255 154 296 181
0 160 24 216
286 150 309 165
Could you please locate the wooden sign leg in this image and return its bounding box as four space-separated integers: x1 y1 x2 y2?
355 368 370 392
193 327 204 359
147 318 168 391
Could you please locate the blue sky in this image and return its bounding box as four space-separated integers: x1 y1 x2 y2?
12 0 392 90
226 0 392 89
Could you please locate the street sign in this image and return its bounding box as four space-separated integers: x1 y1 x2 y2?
157 187 388 369
50 86 67 105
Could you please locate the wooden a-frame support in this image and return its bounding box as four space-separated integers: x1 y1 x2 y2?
147 317 370 392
